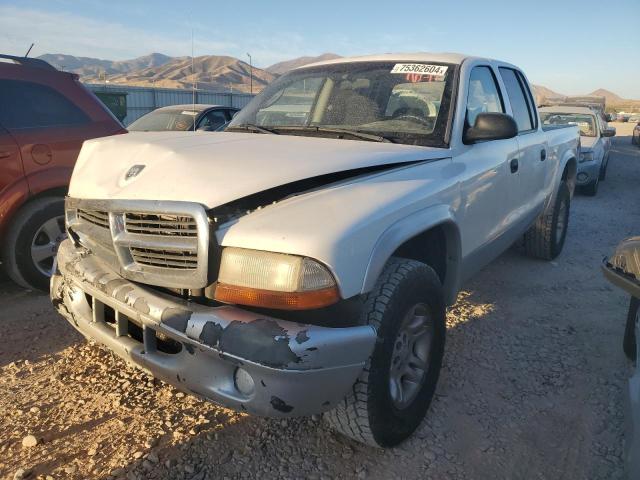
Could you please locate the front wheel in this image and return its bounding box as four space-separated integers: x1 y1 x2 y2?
324 258 446 447
523 181 571 260
581 177 599 196
1 197 65 291
599 155 608 181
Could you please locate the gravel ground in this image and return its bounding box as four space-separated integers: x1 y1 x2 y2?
1 124 637 480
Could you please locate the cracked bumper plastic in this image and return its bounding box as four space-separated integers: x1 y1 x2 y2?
51 240 376 417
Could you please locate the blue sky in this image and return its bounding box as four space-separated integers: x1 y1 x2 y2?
1 0 638 97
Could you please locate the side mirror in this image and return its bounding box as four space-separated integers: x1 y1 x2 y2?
464 112 518 144
602 127 616 137
605 114 613 122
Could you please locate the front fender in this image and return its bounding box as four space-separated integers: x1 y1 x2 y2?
362 204 461 305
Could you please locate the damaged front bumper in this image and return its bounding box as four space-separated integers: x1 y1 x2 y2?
51 240 376 417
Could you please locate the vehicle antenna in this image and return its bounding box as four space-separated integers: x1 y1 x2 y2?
24 43 34 57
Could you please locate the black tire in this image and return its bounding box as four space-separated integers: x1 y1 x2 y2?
1 197 65 291
624 297 639 363
324 258 446 447
581 177 599 196
523 181 570 260
599 156 608 181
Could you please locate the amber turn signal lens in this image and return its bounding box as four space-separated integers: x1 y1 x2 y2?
213 282 340 310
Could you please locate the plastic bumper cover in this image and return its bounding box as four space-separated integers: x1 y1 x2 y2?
51 240 376 417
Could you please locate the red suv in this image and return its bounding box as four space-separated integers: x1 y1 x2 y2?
0 55 125 290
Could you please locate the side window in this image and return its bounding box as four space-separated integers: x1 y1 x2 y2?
466 66 504 127
225 109 238 121
516 70 538 130
0 79 90 130
499 68 534 132
199 110 227 130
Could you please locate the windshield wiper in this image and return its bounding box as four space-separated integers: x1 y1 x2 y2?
275 126 394 143
226 124 279 135
314 127 394 143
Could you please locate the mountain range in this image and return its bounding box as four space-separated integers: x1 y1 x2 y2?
37 52 636 103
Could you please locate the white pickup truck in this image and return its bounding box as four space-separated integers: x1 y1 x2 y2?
51 53 580 447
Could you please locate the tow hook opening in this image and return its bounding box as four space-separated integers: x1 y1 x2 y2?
84 293 183 354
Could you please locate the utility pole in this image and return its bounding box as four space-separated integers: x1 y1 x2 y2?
246 53 253 94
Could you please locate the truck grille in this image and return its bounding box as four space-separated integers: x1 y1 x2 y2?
130 247 198 270
124 213 197 237
66 198 210 289
77 208 109 229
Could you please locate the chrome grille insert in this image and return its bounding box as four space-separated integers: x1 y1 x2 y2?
66 198 210 289
77 208 109 229
124 213 197 237
130 247 198 270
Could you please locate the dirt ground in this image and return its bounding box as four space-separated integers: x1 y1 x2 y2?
1 124 637 480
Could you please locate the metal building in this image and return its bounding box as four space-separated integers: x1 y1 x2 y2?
84 83 255 126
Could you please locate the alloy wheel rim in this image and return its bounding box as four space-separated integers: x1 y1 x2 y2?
31 216 66 277
389 302 433 409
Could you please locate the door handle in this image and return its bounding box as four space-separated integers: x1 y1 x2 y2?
540 149 547 161
0 151 12 159
510 158 519 173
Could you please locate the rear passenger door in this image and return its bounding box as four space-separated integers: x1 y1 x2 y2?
498 68 548 222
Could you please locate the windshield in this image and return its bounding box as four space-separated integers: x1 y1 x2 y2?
228 61 456 146
540 112 597 137
128 109 199 131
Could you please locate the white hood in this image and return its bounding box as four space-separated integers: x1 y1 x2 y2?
69 132 448 208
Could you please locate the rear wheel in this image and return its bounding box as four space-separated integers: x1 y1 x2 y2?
2 197 65 291
624 297 639 363
523 181 570 260
324 258 446 447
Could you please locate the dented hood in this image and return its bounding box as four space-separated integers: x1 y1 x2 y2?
69 131 447 208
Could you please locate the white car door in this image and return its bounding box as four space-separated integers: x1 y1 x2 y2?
498 67 548 226
455 65 520 278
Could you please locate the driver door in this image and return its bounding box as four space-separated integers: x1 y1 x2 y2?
456 65 521 279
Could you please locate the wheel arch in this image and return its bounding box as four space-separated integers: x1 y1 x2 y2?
361 205 462 305
1 186 66 250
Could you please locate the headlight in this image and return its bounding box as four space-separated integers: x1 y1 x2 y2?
213 247 339 310
579 151 594 163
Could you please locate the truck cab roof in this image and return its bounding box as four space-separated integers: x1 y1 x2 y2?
301 52 506 69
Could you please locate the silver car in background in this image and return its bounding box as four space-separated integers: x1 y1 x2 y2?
539 106 615 196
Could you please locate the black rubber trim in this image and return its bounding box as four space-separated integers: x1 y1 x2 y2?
602 260 640 299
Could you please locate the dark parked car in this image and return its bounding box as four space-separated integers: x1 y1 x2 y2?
127 104 239 132
0 54 125 290
602 237 640 479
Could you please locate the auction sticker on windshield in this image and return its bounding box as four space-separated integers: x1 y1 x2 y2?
390 64 448 76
